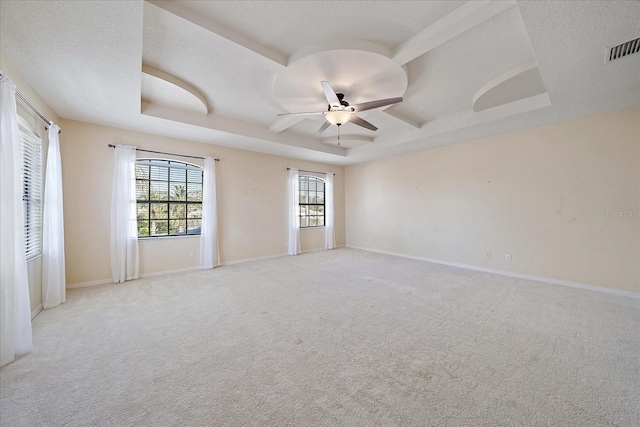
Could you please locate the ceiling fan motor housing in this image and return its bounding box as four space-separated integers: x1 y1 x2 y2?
328 93 350 110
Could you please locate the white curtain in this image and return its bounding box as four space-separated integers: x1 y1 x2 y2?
324 172 336 250
287 168 301 255
42 124 66 308
200 157 219 269
110 145 138 283
0 76 33 367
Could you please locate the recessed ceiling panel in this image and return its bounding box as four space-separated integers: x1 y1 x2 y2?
173 1 466 57
143 2 281 126
274 48 407 113
397 5 535 121
473 60 547 112
141 72 208 115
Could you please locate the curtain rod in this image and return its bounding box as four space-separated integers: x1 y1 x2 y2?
107 144 219 161
0 72 61 134
287 167 335 176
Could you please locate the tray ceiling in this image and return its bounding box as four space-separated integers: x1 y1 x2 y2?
1 0 638 165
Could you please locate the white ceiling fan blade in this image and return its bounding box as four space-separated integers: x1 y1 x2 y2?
321 81 340 107
352 97 403 113
316 121 331 135
350 115 378 131
277 111 325 116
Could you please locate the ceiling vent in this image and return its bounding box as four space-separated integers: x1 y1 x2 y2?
605 37 640 63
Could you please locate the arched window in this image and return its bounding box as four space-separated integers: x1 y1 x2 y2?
135 159 203 237
298 175 325 228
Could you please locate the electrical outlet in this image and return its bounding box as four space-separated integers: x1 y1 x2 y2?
505 254 512 262
486 251 491 259
189 250 195 257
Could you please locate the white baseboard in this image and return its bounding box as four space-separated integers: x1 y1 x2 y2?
66 278 113 289
67 267 202 289
302 247 325 254
224 245 345 264
66 257 291 287
31 304 43 320
301 244 345 254
138 266 201 279
346 245 640 299
223 253 288 265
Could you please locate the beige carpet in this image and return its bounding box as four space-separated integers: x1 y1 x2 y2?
1 248 638 426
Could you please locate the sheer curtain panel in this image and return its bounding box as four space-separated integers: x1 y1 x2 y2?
287 168 301 255
42 124 66 308
324 172 336 249
110 145 139 283
0 76 33 367
200 157 220 269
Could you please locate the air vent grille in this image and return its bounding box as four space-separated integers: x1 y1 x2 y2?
606 37 640 63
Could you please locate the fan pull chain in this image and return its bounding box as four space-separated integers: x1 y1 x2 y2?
337 125 341 146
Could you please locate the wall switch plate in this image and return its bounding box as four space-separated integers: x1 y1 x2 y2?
506 254 512 261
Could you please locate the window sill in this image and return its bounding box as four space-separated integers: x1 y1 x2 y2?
138 234 200 241
300 226 325 230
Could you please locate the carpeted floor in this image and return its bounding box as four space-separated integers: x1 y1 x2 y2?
1 248 638 426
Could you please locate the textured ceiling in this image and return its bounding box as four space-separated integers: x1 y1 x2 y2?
172 1 467 57
1 0 638 165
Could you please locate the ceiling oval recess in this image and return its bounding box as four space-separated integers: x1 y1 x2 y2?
274 41 407 118
141 64 209 115
473 59 547 113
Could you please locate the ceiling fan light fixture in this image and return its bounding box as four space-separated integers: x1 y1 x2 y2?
278 81 402 134
325 110 352 126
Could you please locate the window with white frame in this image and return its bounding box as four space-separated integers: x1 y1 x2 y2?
135 159 203 237
298 175 325 228
19 124 43 260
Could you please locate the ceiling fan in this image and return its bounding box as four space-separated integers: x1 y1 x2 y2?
277 81 403 136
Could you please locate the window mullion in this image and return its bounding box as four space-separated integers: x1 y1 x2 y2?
136 159 202 238
297 175 325 229
167 170 171 236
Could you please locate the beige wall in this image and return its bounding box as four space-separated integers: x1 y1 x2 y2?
2 56 61 315
60 119 345 286
5 55 638 295
346 107 640 293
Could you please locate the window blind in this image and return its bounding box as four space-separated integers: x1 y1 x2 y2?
19 125 43 260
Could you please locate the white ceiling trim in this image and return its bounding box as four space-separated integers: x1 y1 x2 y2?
473 59 547 112
353 92 552 155
142 64 209 115
381 109 421 130
392 0 517 65
146 0 287 70
322 135 373 150
141 101 346 157
269 115 306 134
